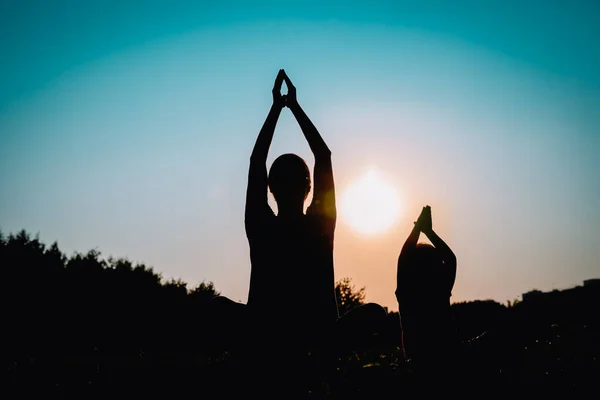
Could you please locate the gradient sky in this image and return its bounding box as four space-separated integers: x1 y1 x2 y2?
1 0 599 311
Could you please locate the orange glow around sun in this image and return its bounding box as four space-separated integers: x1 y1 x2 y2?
340 168 402 235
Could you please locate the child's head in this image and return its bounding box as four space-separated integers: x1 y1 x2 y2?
415 243 444 273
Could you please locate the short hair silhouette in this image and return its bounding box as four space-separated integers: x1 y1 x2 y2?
414 243 444 271
268 153 312 204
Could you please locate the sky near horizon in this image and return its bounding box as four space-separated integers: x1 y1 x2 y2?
1 1 599 310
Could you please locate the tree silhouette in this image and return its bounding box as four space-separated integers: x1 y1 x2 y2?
2 228 599 395
189 281 220 305
335 277 366 316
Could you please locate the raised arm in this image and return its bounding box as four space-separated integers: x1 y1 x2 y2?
282 71 335 219
396 207 425 301
398 216 421 267
245 70 286 223
421 208 457 289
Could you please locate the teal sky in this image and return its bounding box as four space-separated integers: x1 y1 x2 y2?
1 1 599 310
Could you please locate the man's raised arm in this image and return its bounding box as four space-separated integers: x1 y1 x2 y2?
245 70 286 222
282 71 335 220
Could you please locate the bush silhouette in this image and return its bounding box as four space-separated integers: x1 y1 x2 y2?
2 229 599 396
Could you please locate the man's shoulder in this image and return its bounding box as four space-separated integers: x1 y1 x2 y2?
305 207 335 222
245 210 276 238
304 212 335 235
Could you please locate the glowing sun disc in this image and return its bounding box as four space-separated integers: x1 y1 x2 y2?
340 168 401 235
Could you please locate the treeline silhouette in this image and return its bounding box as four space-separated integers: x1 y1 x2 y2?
2 230 599 398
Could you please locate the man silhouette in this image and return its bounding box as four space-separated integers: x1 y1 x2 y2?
210 72 388 394
245 69 339 340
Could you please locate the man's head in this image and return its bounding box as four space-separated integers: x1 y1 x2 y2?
268 153 311 207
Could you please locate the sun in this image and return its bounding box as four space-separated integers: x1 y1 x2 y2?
340 168 402 235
